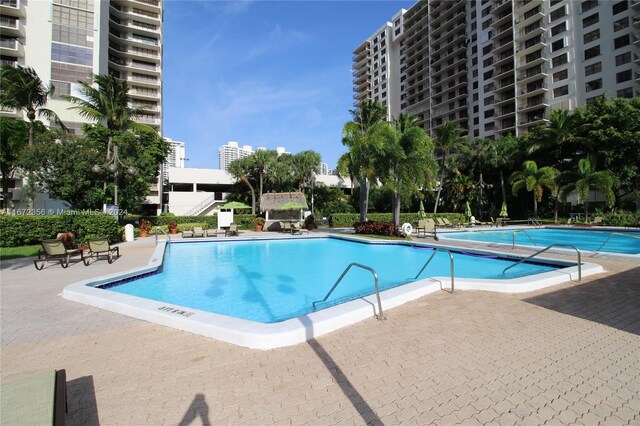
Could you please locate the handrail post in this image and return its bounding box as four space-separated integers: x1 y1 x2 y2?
154 227 171 245
502 244 582 283
414 247 455 294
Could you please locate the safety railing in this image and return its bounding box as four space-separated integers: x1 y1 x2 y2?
414 247 455 294
512 229 537 249
154 227 171 245
312 262 385 320
502 244 582 282
528 217 542 226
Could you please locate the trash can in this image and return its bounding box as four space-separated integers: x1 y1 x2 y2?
124 224 135 242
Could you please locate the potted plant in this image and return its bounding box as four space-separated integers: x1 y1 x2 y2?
304 214 315 231
139 219 152 238
253 216 266 232
167 220 178 234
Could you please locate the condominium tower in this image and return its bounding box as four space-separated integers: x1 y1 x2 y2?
353 0 639 139
0 0 163 134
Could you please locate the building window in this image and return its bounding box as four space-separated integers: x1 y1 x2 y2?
617 87 633 98
50 80 71 100
616 69 632 83
551 22 567 36
585 62 602 76
51 43 93 66
553 85 569 97
484 96 494 106
613 17 629 32
551 39 565 52
583 29 600 44
584 46 600 60
485 122 495 131
616 52 631 65
582 13 599 28
550 6 566 22
613 34 630 49
582 0 598 13
612 0 628 15
553 69 568 82
585 78 602 92
484 109 494 118
552 53 568 67
483 57 493 67
482 44 492 55
483 70 494 80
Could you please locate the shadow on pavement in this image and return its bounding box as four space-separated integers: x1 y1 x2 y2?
178 393 211 426
66 375 99 426
523 266 640 336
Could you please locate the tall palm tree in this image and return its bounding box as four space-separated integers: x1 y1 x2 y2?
342 100 387 221
0 65 65 146
432 122 467 213
526 108 588 168
291 150 321 192
561 157 615 222
510 161 559 217
252 149 277 203
63 74 152 160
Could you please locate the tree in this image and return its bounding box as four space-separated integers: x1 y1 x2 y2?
291 151 321 192
378 113 436 226
252 149 277 201
342 100 387 221
0 118 30 209
494 135 520 208
227 156 257 214
510 161 559 217
432 122 467 213
0 66 65 146
561 157 615 222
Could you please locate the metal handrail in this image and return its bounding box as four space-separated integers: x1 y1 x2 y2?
312 262 386 320
594 233 616 253
154 227 171 245
184 193 217 216
414 247 455 294
502 244 582 282
528 217 542 227
512 229 536 249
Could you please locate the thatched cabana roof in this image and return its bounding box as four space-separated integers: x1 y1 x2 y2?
260 192 308 212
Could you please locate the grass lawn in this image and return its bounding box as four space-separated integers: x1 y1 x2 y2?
0 245 41 260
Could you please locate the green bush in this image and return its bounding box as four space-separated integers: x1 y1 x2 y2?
122 214 218 227
354 221 396 236
600 210 640 226
0 212 119 247
328 212 465 228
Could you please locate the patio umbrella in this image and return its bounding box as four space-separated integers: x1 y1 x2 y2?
464 201 472 220
274 201 307 210
499 201 508 218
417 200 427 218
219 201 251 210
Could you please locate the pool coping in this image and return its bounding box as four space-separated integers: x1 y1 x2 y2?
63 235 604 350
438 226 640 260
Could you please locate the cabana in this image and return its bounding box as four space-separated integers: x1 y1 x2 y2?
260 192 309 222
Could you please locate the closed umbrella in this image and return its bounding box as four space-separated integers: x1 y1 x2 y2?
417 200 427 218
499 201 508 218
464 201 472 220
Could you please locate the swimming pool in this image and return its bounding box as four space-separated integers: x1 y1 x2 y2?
441 227 640 256
64 236 603 349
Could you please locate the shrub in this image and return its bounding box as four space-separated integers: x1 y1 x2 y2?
253 217 266 227
139 219 152 233
304 214 315 227
329 212 465 228
353 221 396 236
122 214 218 227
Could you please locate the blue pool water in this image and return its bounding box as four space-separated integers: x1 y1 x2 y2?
105 238 559 323
442 227 640 255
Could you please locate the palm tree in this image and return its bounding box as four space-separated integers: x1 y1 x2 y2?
526 108 588 168
252 149 277 203
291 150 321 192
342 100 387 221
510 161 559 217
63 74 152 161
0 66 65 146
432 122 467 213
561 157 615 222
494 135 520 208
228 156 257 215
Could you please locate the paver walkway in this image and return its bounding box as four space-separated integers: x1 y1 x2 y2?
1 234 639 425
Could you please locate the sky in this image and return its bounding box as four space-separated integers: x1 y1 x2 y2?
162 0 415 170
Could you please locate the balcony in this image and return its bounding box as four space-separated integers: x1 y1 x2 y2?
495 92 515 106
495 65 515 79
517 65 547 83
514 0 543 16
496 77 516 90
0 0 25 17
0 15 23 37
632 0 640 10
518 84 548 98
519 115 549 128
0 37 24 57
516 52 545 69
633 32 640 47
517 36 547 57
517 96 548 112
129 89 160 100
517 22 544 40
354 88 371 100
494 51 514 68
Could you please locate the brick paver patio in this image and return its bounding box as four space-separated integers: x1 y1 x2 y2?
1 235 638 425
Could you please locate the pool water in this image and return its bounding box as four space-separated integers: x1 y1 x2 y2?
105 238 558 323
442 227 640 255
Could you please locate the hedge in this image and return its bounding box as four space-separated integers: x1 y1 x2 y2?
328 212 465 228
0 213 119 247
122 213 259 230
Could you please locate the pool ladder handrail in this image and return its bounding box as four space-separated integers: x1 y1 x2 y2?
528 217 542 227
502 244 582 282
312 262 386 320
154 227 171 245
414 248 455 294
512 229 536 249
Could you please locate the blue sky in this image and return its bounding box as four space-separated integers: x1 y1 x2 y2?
163 0 414 170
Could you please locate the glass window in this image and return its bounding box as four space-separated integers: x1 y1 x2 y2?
585 78 602 92
553 69 568 82
551 39 565 52
550 6 566 22
612 0 628 15
616 52 631 66
553 85 569 97
614 35 630 49
585 62 602 76
552 53 568 67
616 69 632 83
582 0 598 13
617 87 633 98
551 22 567 36
584 45 600 60
583 13 599 28
51 43 93 66
583 29 600 44
613 17 629 32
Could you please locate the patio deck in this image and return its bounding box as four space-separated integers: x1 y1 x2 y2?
1 233 638 425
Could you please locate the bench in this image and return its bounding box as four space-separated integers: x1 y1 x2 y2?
1 369 67 425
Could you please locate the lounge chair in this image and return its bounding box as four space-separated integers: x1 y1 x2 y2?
226 223 239 236
416 219 438 239
182 230 194 238
591 216 603 225
193 227 205 238
282 222 292 233
205 228 222 237
440 217 453 228
34 239 84 270
83 237 120 265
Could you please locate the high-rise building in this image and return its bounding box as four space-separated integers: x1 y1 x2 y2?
162 137 186 178
218 141 253 170
353 0 639 139
317 162 329 175
0 0 163 134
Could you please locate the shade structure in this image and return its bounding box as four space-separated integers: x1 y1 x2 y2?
499 201 508 218
464 201 472 220
274 201 307 210
418 200 427 218
219 201 252 210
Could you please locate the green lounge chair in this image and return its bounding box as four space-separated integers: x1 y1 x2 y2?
83 237 120 266
34 239 84 270
416 219 438 239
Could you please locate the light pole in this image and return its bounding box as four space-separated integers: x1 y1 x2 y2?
92 144 137 206
476 172 492 220
310 171 316 214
